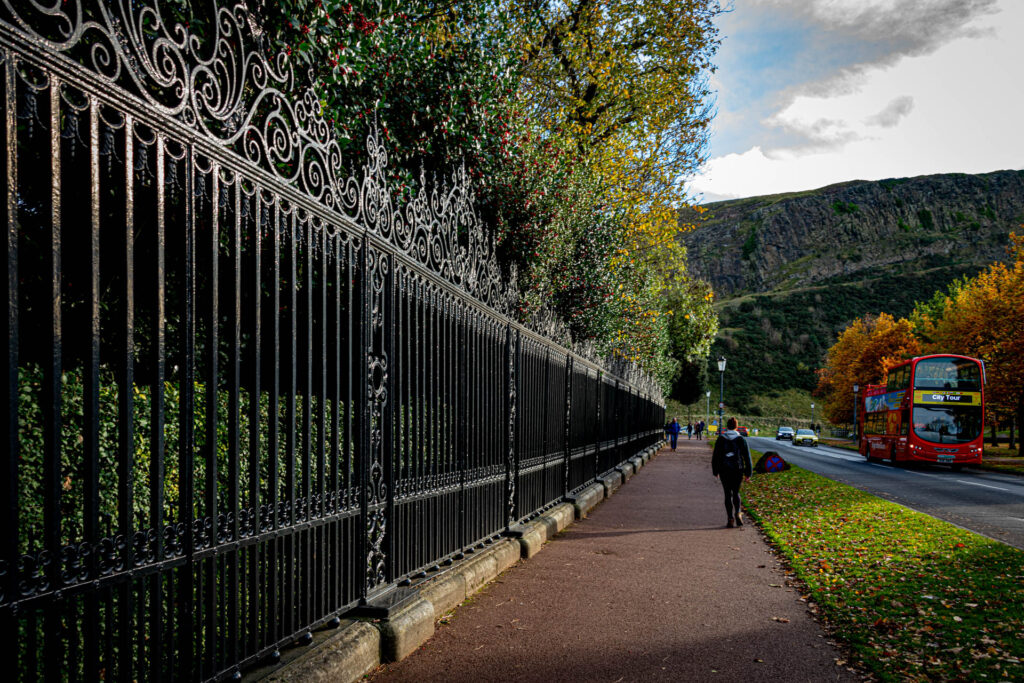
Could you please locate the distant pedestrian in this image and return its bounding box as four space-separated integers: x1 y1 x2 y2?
711 417 753 528
695 421 704 440
687 422 693 440
666 418 682 451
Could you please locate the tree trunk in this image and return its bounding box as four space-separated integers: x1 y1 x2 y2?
1018 394 1024 457
990 417 999 447
1011 414 1017 451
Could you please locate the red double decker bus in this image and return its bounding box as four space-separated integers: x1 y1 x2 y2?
858 354 985 469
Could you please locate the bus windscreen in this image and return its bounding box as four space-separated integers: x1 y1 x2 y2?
912 405 983 444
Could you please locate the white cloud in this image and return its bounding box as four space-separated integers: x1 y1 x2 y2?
690 0 1023 201
864 95 914 128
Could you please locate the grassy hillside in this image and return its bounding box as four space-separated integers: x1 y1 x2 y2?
680 170 1024 414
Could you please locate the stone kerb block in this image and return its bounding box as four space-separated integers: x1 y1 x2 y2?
545 503 575 533
246 620 380 683
378 597 435 663
512 522 546 559
569 482 605 519
600 470 623 497
417 570 468 621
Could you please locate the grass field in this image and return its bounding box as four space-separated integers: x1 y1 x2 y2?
743 463 1024 682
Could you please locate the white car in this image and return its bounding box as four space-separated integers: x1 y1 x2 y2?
776 426 794 441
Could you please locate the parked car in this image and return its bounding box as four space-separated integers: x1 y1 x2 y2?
793 429 819 447
776 426 794 440
736 426 748 436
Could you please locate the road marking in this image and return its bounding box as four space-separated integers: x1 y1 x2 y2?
902 469 943 478
805 450 863 463
957 479 1011 492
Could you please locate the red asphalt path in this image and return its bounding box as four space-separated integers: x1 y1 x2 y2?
371 438 859 682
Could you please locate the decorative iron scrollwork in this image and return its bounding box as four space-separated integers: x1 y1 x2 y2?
365 245 390 592
507 326 517 525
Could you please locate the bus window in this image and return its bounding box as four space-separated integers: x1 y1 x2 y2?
914 357 981 391
901 409 909 435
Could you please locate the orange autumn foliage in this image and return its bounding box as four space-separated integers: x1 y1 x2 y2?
924 233 1024 427
817 313 920 424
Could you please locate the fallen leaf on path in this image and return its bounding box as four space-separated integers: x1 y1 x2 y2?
772 617 790 623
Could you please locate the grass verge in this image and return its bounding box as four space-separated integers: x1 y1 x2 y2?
743 464 1024 682
818 438 858 452
973 460 1024 476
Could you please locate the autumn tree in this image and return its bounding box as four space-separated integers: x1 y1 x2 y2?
247 0 723 386
507 0 721 274
817 313 920 424
918 234 1024 454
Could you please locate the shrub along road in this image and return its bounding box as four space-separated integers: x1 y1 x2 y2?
371 440 855 682
748 435 1024 550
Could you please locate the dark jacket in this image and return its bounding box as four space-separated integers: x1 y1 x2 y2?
666 421 682 435
711 430 752 478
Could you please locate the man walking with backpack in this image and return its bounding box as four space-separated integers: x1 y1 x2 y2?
711 417 753 528
666 417 682 451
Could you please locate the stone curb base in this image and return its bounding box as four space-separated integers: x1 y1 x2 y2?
513 503 575 558
617 461 635 482
600 470 623 496
247 621 380 682
570 483 605 519
247 444 659 682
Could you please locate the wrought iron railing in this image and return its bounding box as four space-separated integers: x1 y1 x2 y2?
0 2 665 680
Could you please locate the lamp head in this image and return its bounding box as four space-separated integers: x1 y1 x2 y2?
717 356 727 372
853 383 859 393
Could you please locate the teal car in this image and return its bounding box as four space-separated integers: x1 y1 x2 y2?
793 429 819 447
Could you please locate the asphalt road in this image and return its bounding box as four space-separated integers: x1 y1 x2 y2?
747 435 1024 550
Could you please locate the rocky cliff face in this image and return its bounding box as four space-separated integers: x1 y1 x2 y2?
681 170 1024 297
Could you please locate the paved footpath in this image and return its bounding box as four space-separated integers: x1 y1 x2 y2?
372 438 859 682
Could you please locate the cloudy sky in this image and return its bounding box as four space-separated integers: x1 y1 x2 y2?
687 0 1024 203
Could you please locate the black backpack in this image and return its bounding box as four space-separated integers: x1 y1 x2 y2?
722 437 742 471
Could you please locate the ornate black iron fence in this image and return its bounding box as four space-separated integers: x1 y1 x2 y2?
0 2 665 680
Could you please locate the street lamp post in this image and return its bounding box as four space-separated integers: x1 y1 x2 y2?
705 390 711 430
717 356 727 433
811 402 815 433
852 384 860 443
